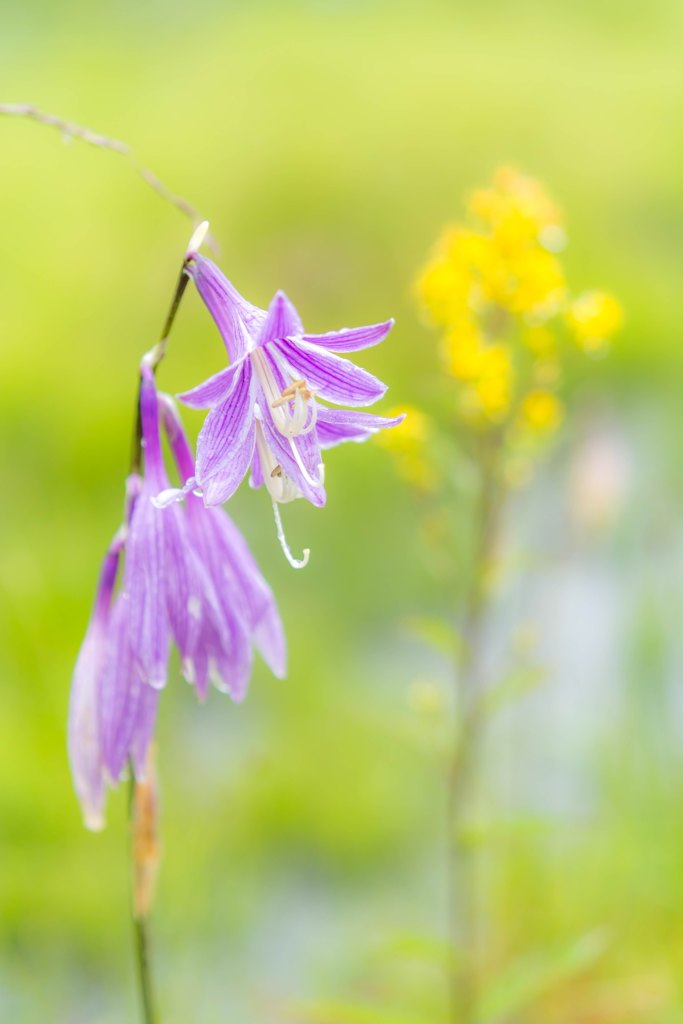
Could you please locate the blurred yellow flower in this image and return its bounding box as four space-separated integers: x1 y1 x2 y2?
468 166 564 250
567 290 623 353
519 389 564 433
415 167 619 459
441 319 485 380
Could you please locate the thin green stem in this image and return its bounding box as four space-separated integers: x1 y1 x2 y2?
132 910 158 1024
128 772 158 1024
447 436 504 1024
130 261 191 474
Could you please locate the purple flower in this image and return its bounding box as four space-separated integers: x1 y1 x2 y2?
69 366 286 828
177 255 403 512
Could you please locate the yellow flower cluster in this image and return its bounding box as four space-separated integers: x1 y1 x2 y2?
416 167 622 437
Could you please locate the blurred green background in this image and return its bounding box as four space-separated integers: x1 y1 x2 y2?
2 1 683 1021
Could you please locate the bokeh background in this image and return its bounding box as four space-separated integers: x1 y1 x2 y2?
2 1 683 1021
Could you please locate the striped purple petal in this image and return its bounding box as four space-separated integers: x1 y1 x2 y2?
273 336 387 407
188 255 266 361
124 478 170 689
195 360 256 506
302 319 394 353
257 290 303 346
197 508 286 680
178 359 245 411
68 534 124 830
100 593 146 782
316 407 405 449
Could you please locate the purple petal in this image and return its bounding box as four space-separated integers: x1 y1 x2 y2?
188 255 266 361
124 484 170 688
184 500 255 697
178 359 246 411
302 319 394 353
130 684 161 778
139 366 167 489
68 533 125 830
198 507 287 679
315 408 406 449
161 505 204 680
274 336 387 407
195 360 256 506
250 446 264 490
100 594 145 781
68 624 107 830
257 290 303 346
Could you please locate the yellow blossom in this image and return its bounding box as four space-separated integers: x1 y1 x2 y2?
519 389 564 433
468 344 514 422
567 291 623 353
501 247 566 317
415 168 619 444
469 166 563 250
416 252 471 327
441 318 485 380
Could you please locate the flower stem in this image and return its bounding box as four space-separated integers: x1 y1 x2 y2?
128 762 161 1024
447 438 503 1023
130 261 191 474
132 910 158 1024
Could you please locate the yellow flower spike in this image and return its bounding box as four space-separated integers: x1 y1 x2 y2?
567 291 623 353
416 168 619 444
519 389 564 433
476 376 512 421
503 247 566 317
441 318 486 380
473 344 514 421
470 166 564 249
416 255 472 328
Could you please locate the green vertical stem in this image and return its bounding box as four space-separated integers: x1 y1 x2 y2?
447 436 504 1024
128 773 158 1024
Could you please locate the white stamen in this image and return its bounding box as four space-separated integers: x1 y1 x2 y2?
252 348 288 431
300 399 319 436
272 502 310 569
187 220 210 255
251 349 317 438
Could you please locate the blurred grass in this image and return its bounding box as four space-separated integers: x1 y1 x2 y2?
2 1 683 1021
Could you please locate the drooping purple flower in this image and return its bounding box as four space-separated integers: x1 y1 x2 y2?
69 364 287 828
177 254 403 513
68 469 162 830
